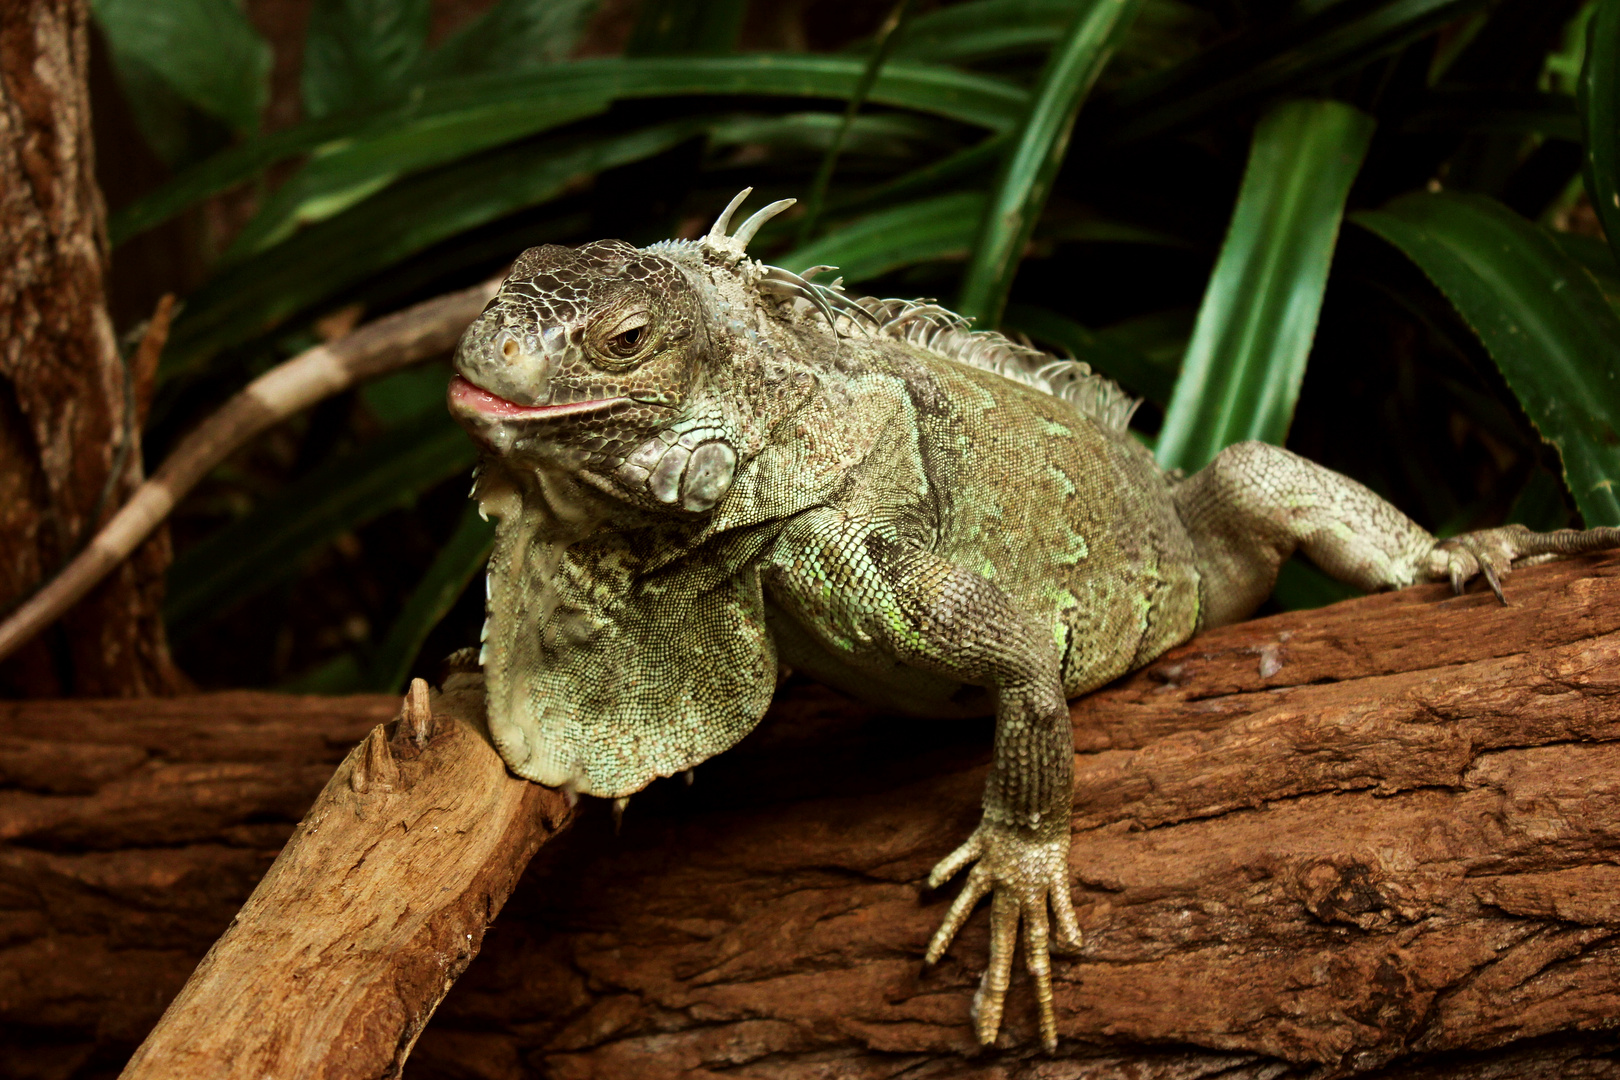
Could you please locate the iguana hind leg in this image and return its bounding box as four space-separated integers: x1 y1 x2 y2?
1173 440 1620 626
765 508 1079 1051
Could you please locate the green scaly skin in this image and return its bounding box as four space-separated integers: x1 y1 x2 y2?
446 192 1620 1053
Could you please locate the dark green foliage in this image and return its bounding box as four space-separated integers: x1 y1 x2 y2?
1582 0 1620 267
90 0 1619 688
956 0 1146 325
302 0 431 118
92 0 271 165
1157 99 1375 473
1354 192 1620 526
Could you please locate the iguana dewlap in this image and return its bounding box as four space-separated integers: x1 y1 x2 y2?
447 188 1620 1052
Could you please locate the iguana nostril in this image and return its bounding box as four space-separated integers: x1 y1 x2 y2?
502 338 519 359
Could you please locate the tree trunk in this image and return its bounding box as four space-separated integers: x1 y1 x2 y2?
5 556 1620 1078
0 0 180 697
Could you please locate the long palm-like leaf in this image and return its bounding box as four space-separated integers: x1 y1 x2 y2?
165 410 475 635
114 56 1029 250
1581 0 1620 271
1157 99 1375 473
1093 0 1490 143
163 120 716 377
957 0 1145 326
365 502 493 692
1354 192 1620 527
780 192 984 283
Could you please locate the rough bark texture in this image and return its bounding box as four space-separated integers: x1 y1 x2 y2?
118 677 574 1080
0 690 396 1078
4 556 1620 1078
0 0 178 697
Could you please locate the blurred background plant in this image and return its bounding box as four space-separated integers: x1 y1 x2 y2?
77 0 1620 693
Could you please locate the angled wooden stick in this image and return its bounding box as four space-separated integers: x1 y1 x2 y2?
116 675 570 1080
0 279 500 666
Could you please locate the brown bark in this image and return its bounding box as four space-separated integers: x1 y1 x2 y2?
117 677 574 1080
3 556 1620 1078
0 689 395 1078
0 0 179 697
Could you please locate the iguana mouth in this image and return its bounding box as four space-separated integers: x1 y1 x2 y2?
449 375 626 420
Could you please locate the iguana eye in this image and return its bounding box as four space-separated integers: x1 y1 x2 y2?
593 310 653 368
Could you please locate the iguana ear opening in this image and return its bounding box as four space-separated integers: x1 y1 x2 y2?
480 521 778 797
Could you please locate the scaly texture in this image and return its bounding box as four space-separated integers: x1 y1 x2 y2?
447 189 1620 1051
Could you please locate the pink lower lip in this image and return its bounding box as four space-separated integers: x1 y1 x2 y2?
448 375 624 419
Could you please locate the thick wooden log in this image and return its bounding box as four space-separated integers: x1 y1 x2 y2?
0 690 394 1078
4 556 1620 1078
115 677 573 1080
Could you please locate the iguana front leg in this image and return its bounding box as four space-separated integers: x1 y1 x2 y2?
766 508 1080 1051
1175 441 1620 626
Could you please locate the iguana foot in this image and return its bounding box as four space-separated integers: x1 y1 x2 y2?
1426 524 1620 602
925 819 1081 1052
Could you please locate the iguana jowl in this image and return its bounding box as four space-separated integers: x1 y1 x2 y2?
447 188 1620 1051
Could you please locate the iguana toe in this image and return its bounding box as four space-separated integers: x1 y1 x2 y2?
927 819 1074 1052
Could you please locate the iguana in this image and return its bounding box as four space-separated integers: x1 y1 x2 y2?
446 188 1620 1052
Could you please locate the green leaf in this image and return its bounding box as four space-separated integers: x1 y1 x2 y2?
1580 0 1620 270
1402 89 1581 141
124 56 1025 255
1095 307 1194 368
110 113 371 247
1352 191 1620 527
798 0 920 244
1003 304 1177 405
706 112 949 158
91 0 271 133
1554 232 1620 309
891 0 1075 63
420 0 597 79
778 191 985 283
224 91 612 260
628 0 746 55
364 502 493 692
1157 99 1375 473
1095 0 1488 144
165 409 476 636
100 47 233 168
279 652 365 694
830 134 1008 218
957 0 1146 327
302 0 430 119
1271 557 1360 611
163 119 714 377
361 361 456 425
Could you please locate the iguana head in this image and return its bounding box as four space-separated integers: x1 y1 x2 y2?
449 189 862 521
448 235 738 514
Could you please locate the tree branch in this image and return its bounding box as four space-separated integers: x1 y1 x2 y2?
116 676 572 1080
0 279 498 668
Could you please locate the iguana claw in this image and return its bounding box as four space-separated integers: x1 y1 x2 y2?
926 820 1080 1052
1429 524 1620 604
